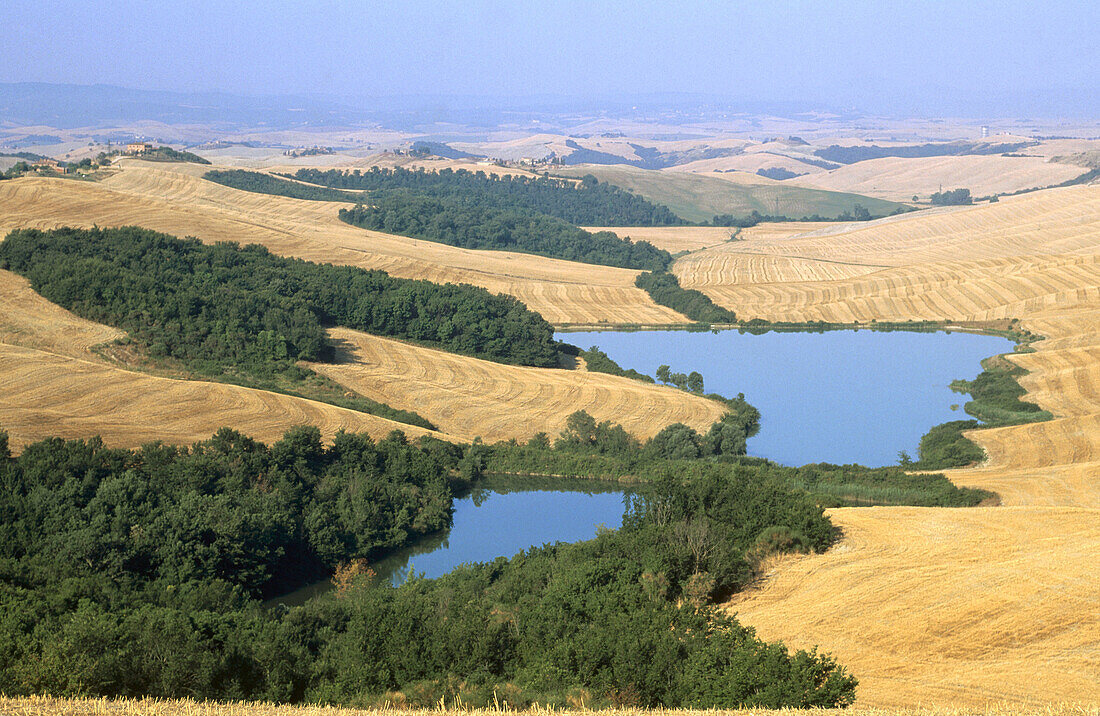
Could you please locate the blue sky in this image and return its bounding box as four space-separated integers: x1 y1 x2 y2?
3 1 1097 115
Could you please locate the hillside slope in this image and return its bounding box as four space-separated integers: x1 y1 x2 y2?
308 327 726 443
555 164 909 223
696 185 1100 706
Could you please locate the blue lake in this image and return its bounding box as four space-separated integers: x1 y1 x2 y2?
558 328 1014 467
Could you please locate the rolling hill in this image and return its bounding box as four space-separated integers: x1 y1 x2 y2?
555 164 910 223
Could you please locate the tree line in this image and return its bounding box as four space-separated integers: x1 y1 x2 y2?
339 194 673 270
482 410 991 509
930 188 973 206
635 271 737 324
202 169 676 270
292 166 685 226
205 169 362 202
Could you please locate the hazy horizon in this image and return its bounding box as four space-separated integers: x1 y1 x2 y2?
4 0 1098 118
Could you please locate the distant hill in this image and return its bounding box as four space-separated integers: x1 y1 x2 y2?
556 165 910 223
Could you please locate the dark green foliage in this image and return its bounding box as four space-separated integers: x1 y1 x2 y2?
712 203 891 227
579 345 655 383
950 358 1051 425
294 166 685 226
485 412 989 508
912 355 1052 471
0 427 457 599
930 188 973 205
284 470 850 708
204 170 362 202
340 194 672 270
140 146 211 164
756 167 804 181
913 420 986 470
0 227 561 373
635 271 737 323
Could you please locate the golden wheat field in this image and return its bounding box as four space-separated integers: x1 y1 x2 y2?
307 327 726 443
6 696 1099 716
0 164 719 449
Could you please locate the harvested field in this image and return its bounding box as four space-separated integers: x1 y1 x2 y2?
794 154 1086 201
308 327 727 443
4 161 1100 709
728 507 1100 708
555 164 909 224
684 184 1100 707
0 161 682 325
583 225 739 253
0 341 443 452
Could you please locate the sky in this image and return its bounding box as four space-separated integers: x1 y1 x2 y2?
3 0 1098 116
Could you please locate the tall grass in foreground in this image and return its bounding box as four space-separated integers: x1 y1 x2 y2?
2 696 1098 716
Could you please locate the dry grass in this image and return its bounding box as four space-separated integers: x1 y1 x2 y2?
583 226 741 253
794 155 1084 201
0 338 445 453
0 161 682 325
5 696 1098 716
307 328 727 443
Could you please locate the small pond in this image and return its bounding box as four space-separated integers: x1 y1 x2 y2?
558 328 1014 467
271 476 627 605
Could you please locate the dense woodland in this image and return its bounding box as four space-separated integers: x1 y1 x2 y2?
0 227 560 368
635 271 738 324
339 195 672 270
0 424 857 708
292 167 684 226
205 170 362 202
